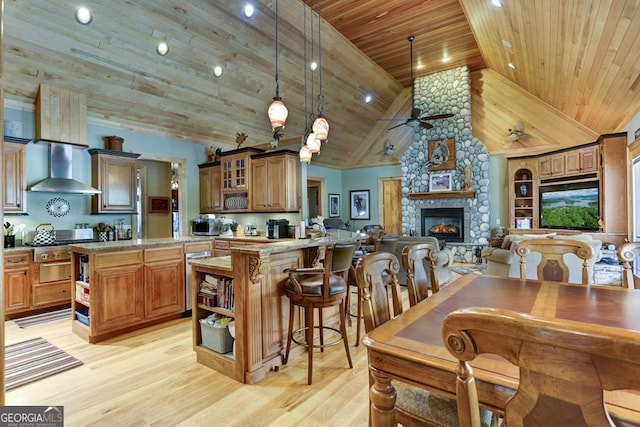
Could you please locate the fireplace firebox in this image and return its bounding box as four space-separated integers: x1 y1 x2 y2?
421 208 464 242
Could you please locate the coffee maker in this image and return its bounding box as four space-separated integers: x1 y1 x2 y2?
266 219 289 239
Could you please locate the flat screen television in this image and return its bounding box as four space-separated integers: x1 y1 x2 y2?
539 181 600 230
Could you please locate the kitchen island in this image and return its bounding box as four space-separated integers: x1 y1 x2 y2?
190 231 358 384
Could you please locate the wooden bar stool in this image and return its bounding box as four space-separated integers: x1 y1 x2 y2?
283 242 357 384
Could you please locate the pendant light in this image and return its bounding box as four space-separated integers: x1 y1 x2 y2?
312 0 329 142
268 0 288 144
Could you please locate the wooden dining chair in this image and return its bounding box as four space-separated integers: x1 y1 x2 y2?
402 242 440 306
283 242 357 385
515 238 593 284
356 252 495 427
442 306 640 427
617 241 640 289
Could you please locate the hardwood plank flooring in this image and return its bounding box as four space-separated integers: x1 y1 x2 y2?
4 270 465 426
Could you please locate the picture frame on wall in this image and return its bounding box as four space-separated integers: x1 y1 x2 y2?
149 196 170 213
429 173 453 192
350 190 370 220
427 137 456 171
329 194 340 217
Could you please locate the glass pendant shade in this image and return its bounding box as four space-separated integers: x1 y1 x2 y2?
299 145 312 163
312 116 329 140
306 133 321 153
268 99 288 129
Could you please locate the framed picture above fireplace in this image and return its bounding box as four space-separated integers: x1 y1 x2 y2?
429 173 452 192
350 190 370 220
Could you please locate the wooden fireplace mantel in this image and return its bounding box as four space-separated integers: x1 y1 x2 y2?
408 190 476 200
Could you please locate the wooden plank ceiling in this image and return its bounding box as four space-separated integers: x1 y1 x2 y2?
1 0 640 167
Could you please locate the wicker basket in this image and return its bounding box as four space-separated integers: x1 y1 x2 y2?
199 319 233 354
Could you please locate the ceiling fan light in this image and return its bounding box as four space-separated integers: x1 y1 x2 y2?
268 99 288 129
306 133 321 153
312 117 329 141
299 145 312 163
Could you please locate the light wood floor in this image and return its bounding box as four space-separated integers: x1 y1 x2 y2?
4 270 466 426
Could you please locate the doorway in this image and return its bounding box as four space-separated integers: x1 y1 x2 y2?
381 177 402 235
307 178 324 219
629 140 640 287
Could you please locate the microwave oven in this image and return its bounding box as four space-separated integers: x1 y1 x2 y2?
191 218 219 236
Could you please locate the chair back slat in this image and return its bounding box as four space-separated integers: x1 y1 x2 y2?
443 307 640 427
515 238 593 284
402 243 440 306
355 252 402 333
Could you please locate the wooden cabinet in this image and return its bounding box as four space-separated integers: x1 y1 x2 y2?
144 246 184 318
508 159 538 229
565 145 599 175
71 245 187 342
220 147 263 212
539 153 565 178
3 140 28 213
540 145 599 179
250 150 300 212
35 83 88 147
3 251 31 315
198 162 222 213
32 281 71 307
89 148 141 213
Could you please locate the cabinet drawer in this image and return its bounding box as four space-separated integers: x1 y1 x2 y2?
4 252 31 269
32 281 71 307
144 245 183 262
214 240 230 249
184 241 212 253
95 250 143 268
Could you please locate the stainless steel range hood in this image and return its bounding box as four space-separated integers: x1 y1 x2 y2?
28 143 101 195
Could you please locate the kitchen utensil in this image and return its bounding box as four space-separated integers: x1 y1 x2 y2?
33 223 56 245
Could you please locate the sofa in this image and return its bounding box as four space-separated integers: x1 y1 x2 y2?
481 233 603 284
376 236 455 287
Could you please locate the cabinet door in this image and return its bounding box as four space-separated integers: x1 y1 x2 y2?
92 264 145 334
565 151 580 175
4 268 31 313
580 146 599 173
266 156 287 211
251 159 269 210
199 166 221 213
93 154 137 213
3 143 26 213
538 156 551 178
550 154 565 176
144 259 185 318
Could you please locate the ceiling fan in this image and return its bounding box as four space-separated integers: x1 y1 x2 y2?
380 140 395 156
506 121 532 142
378 36 454 131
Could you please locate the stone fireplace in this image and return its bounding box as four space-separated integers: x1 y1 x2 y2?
401 66 490 248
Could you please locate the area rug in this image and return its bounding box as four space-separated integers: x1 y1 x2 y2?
13 308 72 328
5 337 83 391
451 264 486 276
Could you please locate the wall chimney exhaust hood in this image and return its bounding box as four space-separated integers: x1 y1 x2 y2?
28 143 101 195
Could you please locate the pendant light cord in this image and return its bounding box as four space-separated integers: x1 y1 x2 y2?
274 0 281 100
317 0 324 116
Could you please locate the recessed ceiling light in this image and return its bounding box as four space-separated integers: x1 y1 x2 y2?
243 4 255 18
75 7 92 25
492 0 503 7
213 66 224 77
416 63 424 70
364 94 373 104
501 39 512 48
508 62 516 69
442 54 450 63
156 41 169 56
310 61 317 71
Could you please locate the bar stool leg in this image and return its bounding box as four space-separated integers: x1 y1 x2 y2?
284 301 295 364
339 299 353 368
355 286 363 347
319 307 324 352
305 305 314 385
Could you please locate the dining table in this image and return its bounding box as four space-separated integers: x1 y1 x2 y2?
362 273 640 426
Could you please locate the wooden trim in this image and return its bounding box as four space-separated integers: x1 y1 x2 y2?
408 190 476 200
